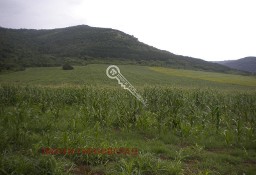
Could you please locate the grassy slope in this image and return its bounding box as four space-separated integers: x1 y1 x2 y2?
1 65 256 175
0 64 256 90
150 67 256 87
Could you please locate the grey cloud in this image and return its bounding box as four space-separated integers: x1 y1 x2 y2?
0 0 85 29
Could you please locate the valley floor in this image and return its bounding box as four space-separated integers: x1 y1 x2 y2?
0 65 256 174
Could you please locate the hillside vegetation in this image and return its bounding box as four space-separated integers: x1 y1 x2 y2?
216 57 256 73
0 25 243 74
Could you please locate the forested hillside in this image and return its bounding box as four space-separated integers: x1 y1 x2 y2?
0 25 244 74
216 57 256 73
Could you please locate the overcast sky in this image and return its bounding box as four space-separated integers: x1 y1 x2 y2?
0 0 255 61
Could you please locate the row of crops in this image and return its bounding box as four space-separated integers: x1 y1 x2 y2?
0 85 256 174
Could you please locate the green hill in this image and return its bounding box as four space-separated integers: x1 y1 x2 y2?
0 25 245 74
216 57 256 73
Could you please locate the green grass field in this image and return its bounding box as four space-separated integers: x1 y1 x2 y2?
150 67 256 87
1 64 256 90
0 64 256 175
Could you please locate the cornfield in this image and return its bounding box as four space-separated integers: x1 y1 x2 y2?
0 85 255 174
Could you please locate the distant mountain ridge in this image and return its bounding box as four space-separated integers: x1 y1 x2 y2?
215 57 256 73
0 25 245 74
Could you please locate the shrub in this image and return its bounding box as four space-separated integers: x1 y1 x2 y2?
62 63 74 70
